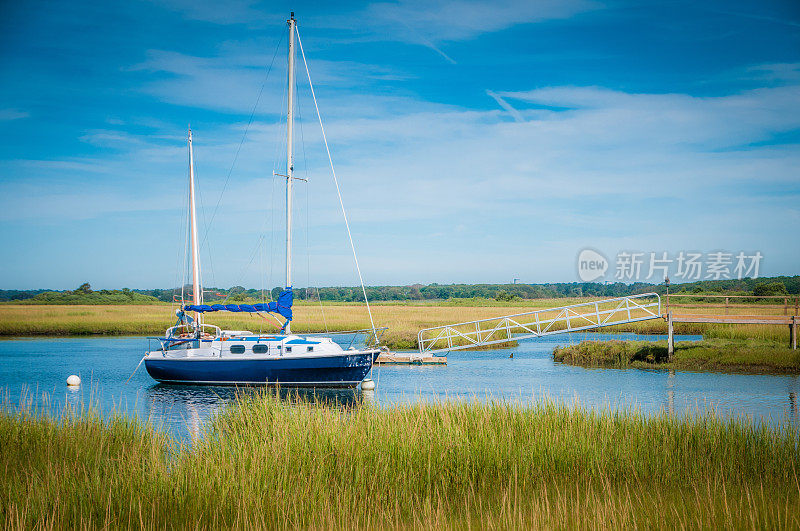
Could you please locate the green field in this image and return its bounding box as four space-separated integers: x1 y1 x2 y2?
2 393 799 529
0 300 794 350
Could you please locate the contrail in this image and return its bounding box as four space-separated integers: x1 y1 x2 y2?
486 90 524 122
414 32 457 65
396 17 457 64
701 7 800 28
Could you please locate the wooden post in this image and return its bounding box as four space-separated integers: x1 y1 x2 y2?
791 316 797 351
725 297 729 315
667 311 674 360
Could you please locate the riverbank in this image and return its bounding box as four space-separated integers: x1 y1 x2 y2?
0 303 794 349
553 338 800 374
2 393 798 528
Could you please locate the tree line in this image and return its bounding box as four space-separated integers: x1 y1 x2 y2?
2 276 797 304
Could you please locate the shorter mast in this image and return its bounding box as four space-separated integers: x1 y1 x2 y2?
188 127 203 328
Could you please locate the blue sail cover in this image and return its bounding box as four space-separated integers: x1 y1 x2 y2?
185 288 293 321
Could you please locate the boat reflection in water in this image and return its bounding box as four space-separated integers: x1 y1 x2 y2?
145 384 364 439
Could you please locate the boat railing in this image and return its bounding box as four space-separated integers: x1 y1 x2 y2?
147 323 223 353
303 327 388 349
165 323 222 339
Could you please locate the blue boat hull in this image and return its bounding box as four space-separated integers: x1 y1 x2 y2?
144 351 380 387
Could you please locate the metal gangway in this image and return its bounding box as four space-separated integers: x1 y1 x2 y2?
417 293 662 356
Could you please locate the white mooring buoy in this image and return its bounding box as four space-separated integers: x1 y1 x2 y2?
361 378 376 391
66 375 81 387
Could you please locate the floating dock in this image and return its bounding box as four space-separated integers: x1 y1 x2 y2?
375 353 447 365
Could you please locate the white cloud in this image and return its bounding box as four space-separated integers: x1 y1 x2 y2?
131 48 420 115
5 81 798 284
311 0 600 62
148 0 278 26
22 82 800 226
147 0 600 45
355 0 600 43
744 62 800 83
0 109 29 121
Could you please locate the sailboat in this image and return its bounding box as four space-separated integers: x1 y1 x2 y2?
144 13 382 387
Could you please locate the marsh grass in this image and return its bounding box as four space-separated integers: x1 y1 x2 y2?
554 338 800 373
0 301 794 348
2 393 800 528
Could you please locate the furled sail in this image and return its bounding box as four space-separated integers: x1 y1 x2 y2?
184 288 293 321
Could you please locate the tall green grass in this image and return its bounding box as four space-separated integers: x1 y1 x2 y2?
2 394 799 528
554 338 800 373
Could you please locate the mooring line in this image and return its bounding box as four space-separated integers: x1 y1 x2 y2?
126 355 147 384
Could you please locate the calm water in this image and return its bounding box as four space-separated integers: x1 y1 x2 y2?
2 333 799 440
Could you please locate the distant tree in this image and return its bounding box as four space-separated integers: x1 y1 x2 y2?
229 285 246 296
753 282 787 297
76 282 92 294
228 293 244 302
495 290 515 302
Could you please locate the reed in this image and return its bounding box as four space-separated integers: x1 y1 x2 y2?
0 301 793 348
1 394 799 529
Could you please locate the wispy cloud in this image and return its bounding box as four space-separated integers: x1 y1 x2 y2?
3 81 799 285
698 6 800 29
130 48 420 115
358 0 600 43
0 109 29 121
16 82 798 236
745 62 800 83
147 0 278 26
311 0 599 62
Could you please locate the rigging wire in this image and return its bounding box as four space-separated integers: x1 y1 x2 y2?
295 26 379 344
198 30 284 254
296 70 308 305
199 28 285 313
217 33 287 322
296 78 329 333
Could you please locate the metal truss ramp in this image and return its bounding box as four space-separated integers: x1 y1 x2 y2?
417 293 662 356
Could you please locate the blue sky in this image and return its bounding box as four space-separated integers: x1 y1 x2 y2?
0 0 798 290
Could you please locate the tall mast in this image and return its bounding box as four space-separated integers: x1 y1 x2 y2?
285 12 296 334
188 127 203 327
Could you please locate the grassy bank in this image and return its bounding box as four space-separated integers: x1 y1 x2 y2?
553 338 800 373
0 302 565 349
2 394 800 528
0 301 794 349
